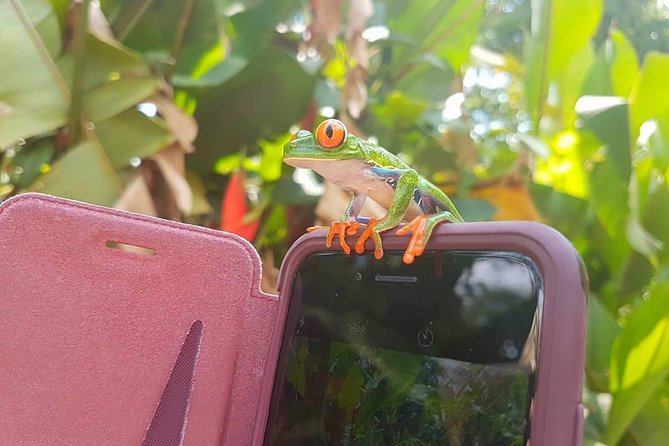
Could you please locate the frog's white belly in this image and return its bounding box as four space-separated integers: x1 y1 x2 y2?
287 158 422 219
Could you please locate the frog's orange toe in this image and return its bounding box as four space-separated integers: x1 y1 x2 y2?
354 219 382 256
346 221 362 235
320 220 365 254
397 215 429 264
403 251 416 264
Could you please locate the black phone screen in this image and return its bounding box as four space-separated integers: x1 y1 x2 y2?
264 250 542 446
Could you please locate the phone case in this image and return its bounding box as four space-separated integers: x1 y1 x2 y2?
259 221 588 446
1 194 586 446
0 193 277 445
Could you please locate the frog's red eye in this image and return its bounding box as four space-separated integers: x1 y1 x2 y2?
316 119 347 149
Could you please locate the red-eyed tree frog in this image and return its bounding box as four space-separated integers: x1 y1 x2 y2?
284 118 464 264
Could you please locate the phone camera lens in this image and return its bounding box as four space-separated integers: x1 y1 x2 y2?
417 328 434 348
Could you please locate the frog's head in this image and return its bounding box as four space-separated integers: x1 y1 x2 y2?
283 119 364 168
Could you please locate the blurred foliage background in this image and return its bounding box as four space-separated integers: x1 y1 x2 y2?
1 0 669 443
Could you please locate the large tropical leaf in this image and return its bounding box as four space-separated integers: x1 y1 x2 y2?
606 281 669 445
0 0 69 149
0 0 175 206
188 46 315 173
523 0 604 125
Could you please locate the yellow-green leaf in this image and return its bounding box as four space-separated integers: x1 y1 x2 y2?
606 282 669 445
609 29 639 98
629 52 669 139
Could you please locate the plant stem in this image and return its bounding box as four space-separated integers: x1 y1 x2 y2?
67 0 91 148
114 0 156 41
166 0 197 80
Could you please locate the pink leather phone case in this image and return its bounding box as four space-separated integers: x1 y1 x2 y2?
1 194 586 446
0 194 276 445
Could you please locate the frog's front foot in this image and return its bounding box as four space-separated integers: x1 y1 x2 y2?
354 218 384 259
396 215 430 264
308 220 362 254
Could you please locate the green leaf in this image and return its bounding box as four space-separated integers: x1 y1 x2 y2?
173 54 248 88
529 184 591 239
580 46 614 98
57 33 149 92
95 109 173 169
522 31 544 127
609 29 639 98
629 52 669 139
642 182 669 263
227 0 297 59
46 0 69 30
271 173 321 205
626 380 669 446
605 281 669 445
648 116 669 171
389 0 484 72
586 297 621 392
34 139 123 205
173 0 298 86
558 44 593 128
259 136 288 182
0 0 69 149
429 0 485 71
546 0 604 77
588 157 629 241
452 198 495 222
104 0 222 72
83 77 159 122
373 91 428 129
189 46 315 173
619 251 655 301
1 1 172 205
12 141 55 188
524 0 604 126
214 153 242 175
578 99 631 182
255 204 287 249
393 56 454 102
23 0 62 58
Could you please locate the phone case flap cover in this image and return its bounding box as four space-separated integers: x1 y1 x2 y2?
0 194 278 445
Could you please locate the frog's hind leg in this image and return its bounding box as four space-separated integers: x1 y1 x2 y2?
396 210 458 264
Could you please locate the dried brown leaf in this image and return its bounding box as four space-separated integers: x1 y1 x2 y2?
470 180 542 221
151 94 197 153
342 0 373 118
186 170 212 216
261 250 279 295
88 1 115 40
151 145 192 215
344 66 367 119
114 173 158 216
346 0 373 35
308 0 341 59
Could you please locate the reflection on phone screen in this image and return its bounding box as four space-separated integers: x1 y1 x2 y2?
265 251 542 446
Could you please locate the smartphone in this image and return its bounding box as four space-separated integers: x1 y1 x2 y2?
258 222 587 446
